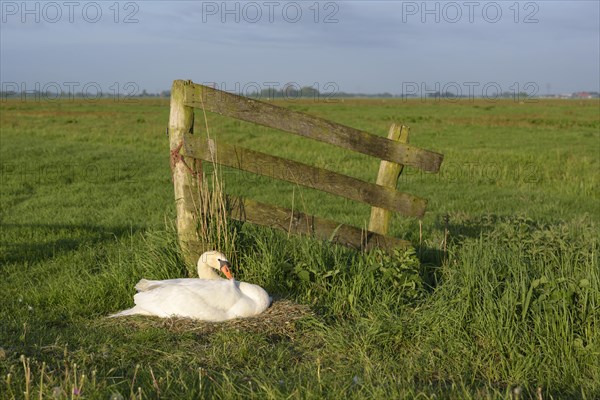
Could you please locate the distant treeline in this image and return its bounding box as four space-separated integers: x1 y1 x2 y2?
0 90 171 100
2 88 599 100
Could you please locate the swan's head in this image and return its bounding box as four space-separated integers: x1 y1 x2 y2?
197 251 234 280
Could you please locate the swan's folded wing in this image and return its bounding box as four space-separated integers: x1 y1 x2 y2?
135 278 205 292
132 280 241 321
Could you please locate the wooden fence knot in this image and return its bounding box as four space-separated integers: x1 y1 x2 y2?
170 140 199 177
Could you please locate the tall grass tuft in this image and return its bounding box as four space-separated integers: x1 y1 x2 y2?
414 217 600 396
194 169 238 264
191 101 239 271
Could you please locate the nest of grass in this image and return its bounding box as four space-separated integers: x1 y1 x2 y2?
102 298 315 340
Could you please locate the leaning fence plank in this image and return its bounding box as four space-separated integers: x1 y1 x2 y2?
225 195 411 251
183 83 443 172
368 124 410 235
182 134 427 218
168 80 206 269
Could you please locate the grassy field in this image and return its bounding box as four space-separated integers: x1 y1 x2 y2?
0 96 598 399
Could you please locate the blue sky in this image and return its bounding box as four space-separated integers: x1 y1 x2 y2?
1 1 599 95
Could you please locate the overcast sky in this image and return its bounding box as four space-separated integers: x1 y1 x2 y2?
1 1 599 95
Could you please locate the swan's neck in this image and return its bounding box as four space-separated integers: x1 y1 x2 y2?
197 263 222 280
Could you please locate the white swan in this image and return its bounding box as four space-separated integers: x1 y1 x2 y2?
110 251 271 321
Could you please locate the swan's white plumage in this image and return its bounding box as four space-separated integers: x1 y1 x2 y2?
110 251 271 321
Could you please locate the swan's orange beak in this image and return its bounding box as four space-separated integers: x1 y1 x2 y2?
220 264 234 280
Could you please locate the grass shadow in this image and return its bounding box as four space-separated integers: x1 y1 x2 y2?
0 222 144 265
415 245 446 292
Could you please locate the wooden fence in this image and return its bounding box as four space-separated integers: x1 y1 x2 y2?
168 80 443 267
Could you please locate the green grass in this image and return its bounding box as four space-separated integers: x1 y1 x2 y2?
0 97 599 399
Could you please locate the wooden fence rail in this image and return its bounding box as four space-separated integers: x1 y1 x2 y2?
168 80 443 268
181 134 427 217
183 83 443 172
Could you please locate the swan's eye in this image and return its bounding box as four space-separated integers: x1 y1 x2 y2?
218 258 230 267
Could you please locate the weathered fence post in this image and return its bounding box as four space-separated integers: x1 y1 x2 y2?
368 124 410 235
168 80 204 269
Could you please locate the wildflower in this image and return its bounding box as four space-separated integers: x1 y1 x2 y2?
51 387 63 398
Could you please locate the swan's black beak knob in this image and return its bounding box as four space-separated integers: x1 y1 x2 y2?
218 259 234 280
